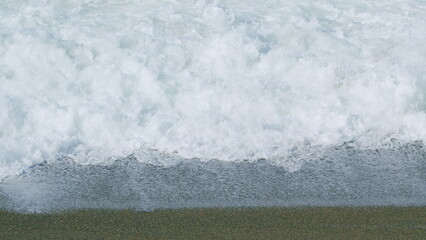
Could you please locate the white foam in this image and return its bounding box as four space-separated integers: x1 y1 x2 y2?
1 0 425 179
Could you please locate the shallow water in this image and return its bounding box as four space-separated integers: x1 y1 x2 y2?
0 0 425 212
1 142 424 212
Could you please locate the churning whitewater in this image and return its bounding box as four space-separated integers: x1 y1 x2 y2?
0 0 425 211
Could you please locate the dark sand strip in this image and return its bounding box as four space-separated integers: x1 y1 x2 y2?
1 207 425 239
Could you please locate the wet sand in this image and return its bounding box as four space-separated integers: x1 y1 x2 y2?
1 207 425 239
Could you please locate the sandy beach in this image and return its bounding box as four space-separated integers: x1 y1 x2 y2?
1 207 425 239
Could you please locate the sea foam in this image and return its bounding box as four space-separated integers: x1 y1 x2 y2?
1 0 425 180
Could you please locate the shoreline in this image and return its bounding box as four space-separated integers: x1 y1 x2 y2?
1 206 425 239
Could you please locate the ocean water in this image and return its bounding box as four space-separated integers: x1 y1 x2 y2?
0 0 425 212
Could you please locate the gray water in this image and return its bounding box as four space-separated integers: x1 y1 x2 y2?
1 142 424 212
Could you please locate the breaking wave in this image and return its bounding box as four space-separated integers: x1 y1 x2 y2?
0 0 425 211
